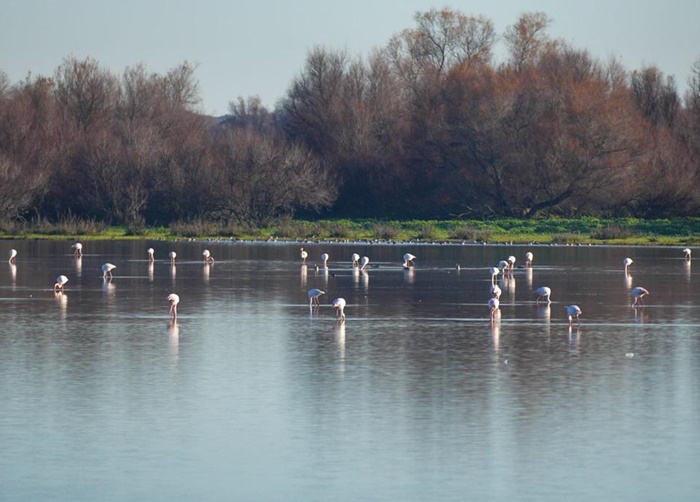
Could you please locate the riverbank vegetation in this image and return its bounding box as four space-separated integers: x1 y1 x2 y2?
2 217 699 247
1 8 699 230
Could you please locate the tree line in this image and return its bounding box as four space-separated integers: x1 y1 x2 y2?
2 8 700 228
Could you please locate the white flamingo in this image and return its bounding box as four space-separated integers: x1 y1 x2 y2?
489 266 500 285
490 284 502 300
534 286 552 304
72 242 83 257
8 248 17 264
300 247 308 264
683 248 691 261
403 253 416 268
524 251 533 267
320 253 329 267
307 288 325 307
360 256 370 270
351 253 360 267
203 249 215 263
169 251 177 266
167 293 180 319
566 305 582 326
631 286 649 306
101 263 116 280
623 257 633 273
332 297 346 321
54 275 68 292
147 248 155 262
488 297 500 319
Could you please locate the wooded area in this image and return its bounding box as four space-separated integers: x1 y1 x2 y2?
1 9 700 228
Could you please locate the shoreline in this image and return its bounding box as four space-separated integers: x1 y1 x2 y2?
1 217 699 247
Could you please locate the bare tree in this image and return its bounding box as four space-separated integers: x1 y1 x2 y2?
503 12 552 72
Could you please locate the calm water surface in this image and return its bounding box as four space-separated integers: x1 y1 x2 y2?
0 240 698 501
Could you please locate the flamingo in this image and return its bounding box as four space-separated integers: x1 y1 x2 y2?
534 286 552 304
72 242 83 257
566 305 582 326
507 255 516 270
360 256 370 270
631 286 650 306
490 284 502 300
300 247 308 264
8 248 17 264
308 288 325 307
489 266 500 285
147 248 155 262
683 248 691 261
54 275 68 292
169 251 177 266
498 260 510 272
351 253 360 267
321 253 329 267
623 257 633 273
203 250 215 263
101 263 116 280
167 293 180 319
524 251 533 267
488 297 500 319
332 297 346 321
403 253 416 268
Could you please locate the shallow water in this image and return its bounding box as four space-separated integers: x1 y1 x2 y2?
0 240 698 501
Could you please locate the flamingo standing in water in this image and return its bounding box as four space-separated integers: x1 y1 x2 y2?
332 297 346 321
490 284 502 300
683 248 691 261
8 249 17 264
72 242 83 257
167 293 180 319
489 266 500 285
101 263 116 280
300 247 308 264
403 253 416 268
631 286 650 306
534 286 552 304
351 253 360 267
54 275 68 292
320 253 329 267
203 250 215 264
488 297 500 319
524 251 533 267
507 256 516 271
566 305 582 326
360 256 370 270
169 251 177 266
623 257 633 273
308 288 325 307
147 248 155 262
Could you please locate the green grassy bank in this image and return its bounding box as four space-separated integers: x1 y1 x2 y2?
2 217 700 246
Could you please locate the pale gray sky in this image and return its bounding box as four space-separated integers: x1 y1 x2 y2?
2 0 698 116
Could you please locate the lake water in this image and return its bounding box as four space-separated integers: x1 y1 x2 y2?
0 240 698 501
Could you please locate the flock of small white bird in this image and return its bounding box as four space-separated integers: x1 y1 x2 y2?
5 244 692 325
